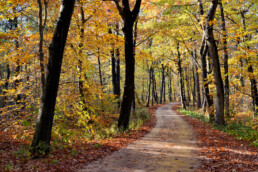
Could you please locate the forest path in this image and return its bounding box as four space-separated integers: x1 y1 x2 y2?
80 102 200 172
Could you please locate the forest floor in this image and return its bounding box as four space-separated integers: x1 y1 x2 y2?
175 105 258 171
1 103 258 171
80 102 200 171
0 105 158 171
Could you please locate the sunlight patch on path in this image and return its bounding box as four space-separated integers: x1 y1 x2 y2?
80 102 200 172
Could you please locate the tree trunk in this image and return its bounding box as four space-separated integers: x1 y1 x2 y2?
146 67 152 107
205 0 225 125
30 0 75 155
192 66 196 107
241 11 258 116
177 42 186 109
160 64 165 104
199 0 214 121
97 48 103 87
115 0 142 130
169 69 172 102
219 1 229 116
115 48 121 100
37 0 47 95
194 50 201 108
78 4 87 111
200 40 214 121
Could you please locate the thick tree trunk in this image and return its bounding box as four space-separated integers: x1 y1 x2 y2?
219 1 229 116
118 22 134 129
205 0 225 125
30 0 75 155
115 0 142 130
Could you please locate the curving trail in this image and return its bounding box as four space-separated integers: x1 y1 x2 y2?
80 102 200 172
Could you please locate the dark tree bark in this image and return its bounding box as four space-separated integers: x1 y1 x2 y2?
160 64 165 104
78 3 87 111
200 40 214 121
219 1 229 116
110 24 121 106
199 0 214 121
163 66 166 103
30 0 75 155
185 68 191 108
194 50 201 108
192 66 196 107
168 69 172 102
177 42 187 109
146 67 152 107
114 0 142 130
115 24 121 100
37 0 48 94
205 0 225 125
97 48 103 87
115 48 120 97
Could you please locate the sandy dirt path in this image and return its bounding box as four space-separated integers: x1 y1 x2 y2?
80 102 200 172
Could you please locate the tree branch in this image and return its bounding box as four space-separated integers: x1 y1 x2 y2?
132 0 142 22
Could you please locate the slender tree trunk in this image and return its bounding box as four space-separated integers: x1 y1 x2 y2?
97 49 103 87
192 66 196 107
146 67 152 107
116 49 120 97
31 0 75 155
78 4 87 111
205 0 225 125
199 0 214 121
177 43 186 109
219 1 229 116
241 11 258 116
160 64 165 104
193 49 201 108
169 70 172 102
185 68 191 108
200 41 214 121
37 0 47 95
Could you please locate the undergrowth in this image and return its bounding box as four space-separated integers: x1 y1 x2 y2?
179 109 258 147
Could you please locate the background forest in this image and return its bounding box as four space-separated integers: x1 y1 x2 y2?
0 0 257 168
